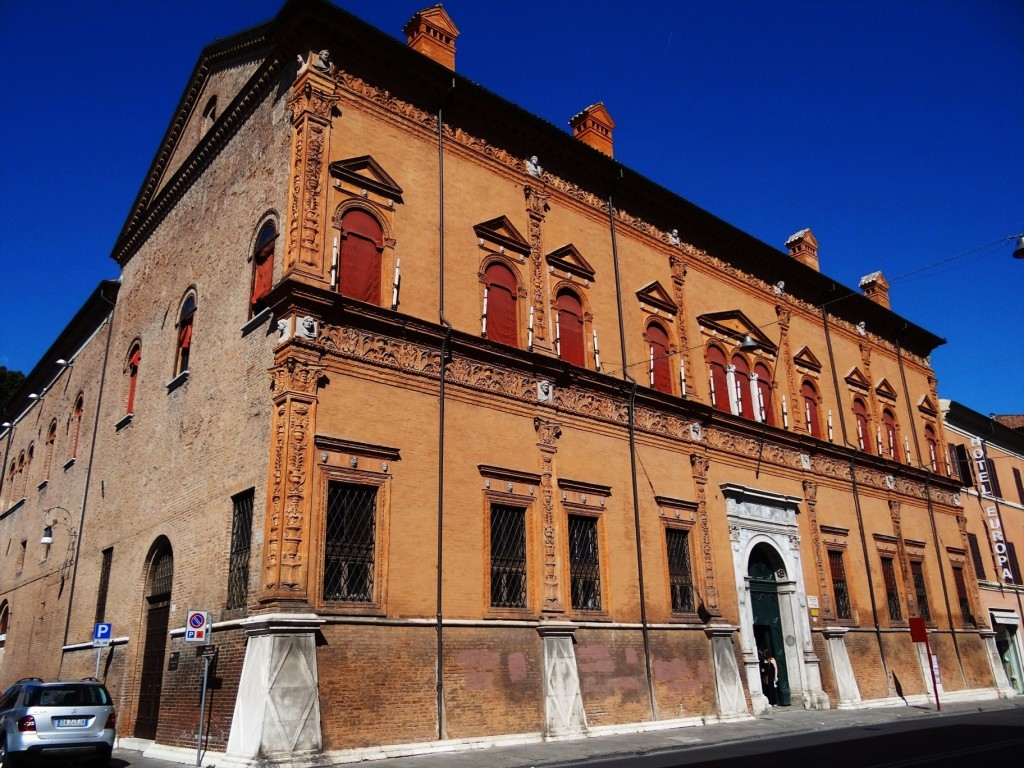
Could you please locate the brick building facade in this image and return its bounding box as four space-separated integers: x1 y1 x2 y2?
1 1 1014 765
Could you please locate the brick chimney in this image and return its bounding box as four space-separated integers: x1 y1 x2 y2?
404 5 459 70
570 103 615 157
859 271 891 309
786 228 819 271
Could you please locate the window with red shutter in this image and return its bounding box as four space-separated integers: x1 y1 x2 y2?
556 290 585 367
251 221 276 313
708 346 729 412
483 263 518 347
731 355 754 419
802 381 821 437
646 323 672 394
339 209 383 304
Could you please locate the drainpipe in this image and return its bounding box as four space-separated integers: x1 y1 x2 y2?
896 338 964 680
821 302 890 692
63 281 118 650
434 78 456 741
607 176 657 719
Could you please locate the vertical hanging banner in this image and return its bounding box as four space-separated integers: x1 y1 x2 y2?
969 438 1013 583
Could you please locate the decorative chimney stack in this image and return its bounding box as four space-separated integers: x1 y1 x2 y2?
859 271 891 309
570 103 615 157
403 5 459 70
786 228 820 271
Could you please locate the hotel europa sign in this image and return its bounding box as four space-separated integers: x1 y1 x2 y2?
970 437 1014 583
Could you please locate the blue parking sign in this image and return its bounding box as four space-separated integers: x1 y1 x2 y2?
93 622 112 647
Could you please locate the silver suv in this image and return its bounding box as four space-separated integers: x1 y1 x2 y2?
0 678 115 767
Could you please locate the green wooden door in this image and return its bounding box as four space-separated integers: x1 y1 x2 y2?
749 546 791 706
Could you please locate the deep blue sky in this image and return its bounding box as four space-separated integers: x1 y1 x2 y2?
1 1 1021 415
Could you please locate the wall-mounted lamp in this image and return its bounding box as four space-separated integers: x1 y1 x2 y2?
56 359 69 366
27 393 39 400
40 506 79 586
1013 234 1024 260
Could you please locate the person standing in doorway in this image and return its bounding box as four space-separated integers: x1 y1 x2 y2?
760 649 778 706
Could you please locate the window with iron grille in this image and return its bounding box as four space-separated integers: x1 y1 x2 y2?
828 550 852 620
95 548 113 623
226 489 254 610
880 556 902 621
666 528 694 614
568 514 601 611
150 550 173 598
911 560 930 621
323 482 377 603
489 504 527 609
952 566 973 625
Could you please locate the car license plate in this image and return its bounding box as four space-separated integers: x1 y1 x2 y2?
56 717 88 727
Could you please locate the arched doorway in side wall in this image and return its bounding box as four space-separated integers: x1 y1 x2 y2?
135 538 173 740
748 543 792 706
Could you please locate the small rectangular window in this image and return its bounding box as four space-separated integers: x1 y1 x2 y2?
323 482 377 603
1007 542 1022 584
665 528 695 614
880 556 902 621
16 540 27 572
489 503 527 609
1013 468 1024 506
95 548 113 623
967 533 987 581
952 566 972 625
226 490 255 610
954 444 973 486
828 550 852 620
911 560 931 621
568 514 601 611
987 460 1003 498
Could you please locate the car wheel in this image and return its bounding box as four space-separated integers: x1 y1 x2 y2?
0 739 19 768
90 752 111 768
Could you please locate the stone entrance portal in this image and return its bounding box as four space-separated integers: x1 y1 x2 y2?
721 483 829 713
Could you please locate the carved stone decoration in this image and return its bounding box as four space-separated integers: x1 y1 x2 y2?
776 306 798 430
887 500 916 616
690 453 719 615
284 67 339 280
668 253 694 398
535 417 564 612
525 186 551 346
803 479 831 616
261 357 326 603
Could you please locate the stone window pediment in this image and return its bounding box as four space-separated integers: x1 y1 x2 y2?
698 310 777 355
793 346 823 373
474 216 529 255
875 378 898 402
546 244 595 282
329 155 404 204
844 367 871 392
636 281 677 316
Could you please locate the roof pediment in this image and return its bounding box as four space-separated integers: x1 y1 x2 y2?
793 346 823 372
474 216 529 254
635 281 677 315
546 244 595 281
918 395 938 417
697 310 777 355
329 155 404 203
844 367 871 391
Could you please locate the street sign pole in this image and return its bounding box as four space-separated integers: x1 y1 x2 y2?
196 653 210 767
95 647 102 679
909 617 940 711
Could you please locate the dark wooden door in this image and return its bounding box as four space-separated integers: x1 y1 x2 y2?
134 602 169 739
749 549 792 706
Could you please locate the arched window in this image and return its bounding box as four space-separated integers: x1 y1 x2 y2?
25 444 33 494
251 221 276 313
126 344 141 414
801 381 821 438
883 409 899 462
646 322 672 394
15 452 25 500
482 262 518 347
175 295 196 376
6 461 14 502
556 289 586 367
44 421 56 480
70 395 84 459
754 362 775 425
731 355 754 419
338 209 383 304
707 346 730 412
852 398 871 453
924 425 938 471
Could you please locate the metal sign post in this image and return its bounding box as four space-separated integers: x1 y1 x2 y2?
909 617 940 711
92 623 112 679
185 611 212 766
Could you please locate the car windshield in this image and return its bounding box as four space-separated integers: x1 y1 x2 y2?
26 685 110 707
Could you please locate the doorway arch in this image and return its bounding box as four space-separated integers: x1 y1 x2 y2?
135 538 173 740
748 543 791 706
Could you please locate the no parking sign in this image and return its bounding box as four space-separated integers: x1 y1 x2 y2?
185 610 210 643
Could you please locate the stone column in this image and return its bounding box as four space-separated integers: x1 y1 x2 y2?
224 614 324 766
705 625 747 717
284 57 339 284
261 357 325 607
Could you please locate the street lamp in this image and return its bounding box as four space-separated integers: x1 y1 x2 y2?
40 506 79 586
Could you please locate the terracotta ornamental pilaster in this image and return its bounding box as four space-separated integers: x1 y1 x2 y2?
668 253 693 397
803 479 831 616
777 306 798 431
535 417 564 612
888 500 916 617
261 356 326 605
525 186 552 350
690 453 720 616
285 57 340 284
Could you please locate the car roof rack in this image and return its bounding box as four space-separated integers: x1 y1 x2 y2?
16 677 44 683
80 677 100 682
